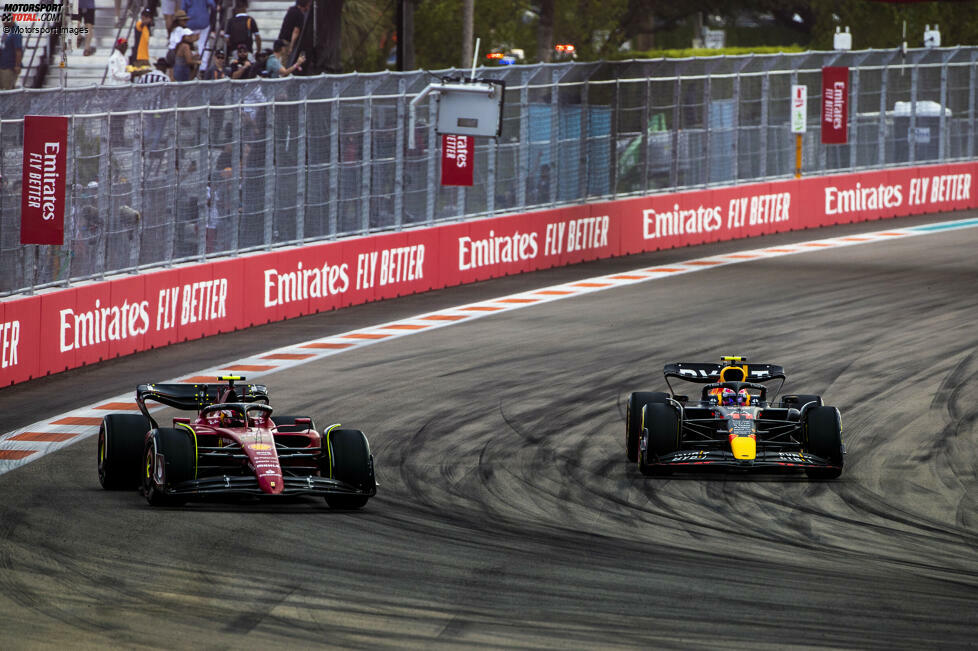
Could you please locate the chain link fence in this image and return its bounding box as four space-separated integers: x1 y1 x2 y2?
2 47 976 297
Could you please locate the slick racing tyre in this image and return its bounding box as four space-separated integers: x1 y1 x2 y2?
271 414 317 433
804 406 844 479
321 428 375 509
626 392 669 462
98 414 150 490
143 428 196 506
638 403 679 476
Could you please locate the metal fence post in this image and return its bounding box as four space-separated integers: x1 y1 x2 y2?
759 72 769 179
609 77 619 197
909 66 918 165
296 100 307 242
96 114 110 280
328 87 340 237
487 130 496 218
164 109 177 265
517 70 529 209
264 102 276 248
198 107 210 260
394 77 405 229
878 62 888 166
581 75 590 198
850 66 860 170
130 110 144 269
939 59 948 161
425 96 436 225
549 67 559 206
361 90 373 234
703 74 712 186
970 51 977 159
670 75 680 188
229 108 241 252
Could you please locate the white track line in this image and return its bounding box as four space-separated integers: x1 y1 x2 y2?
2 217 976 476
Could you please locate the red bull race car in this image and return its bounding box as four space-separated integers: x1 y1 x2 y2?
97 376 376 508
625 356 845 478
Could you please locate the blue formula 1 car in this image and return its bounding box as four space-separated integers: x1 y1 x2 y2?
625 356 845 478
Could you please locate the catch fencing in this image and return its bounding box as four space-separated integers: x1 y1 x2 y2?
1 46 976 297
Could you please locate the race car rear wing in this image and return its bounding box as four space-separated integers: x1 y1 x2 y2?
663 362 786 384
136 381 269 428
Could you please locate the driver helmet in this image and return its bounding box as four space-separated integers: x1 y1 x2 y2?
720 388 751 406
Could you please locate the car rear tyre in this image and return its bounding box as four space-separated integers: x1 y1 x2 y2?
321 428 375 509
638 403 679 476
143 428 196 506
272 414 317 433
98 414 150 490
804 406 844 479
626 392 669 462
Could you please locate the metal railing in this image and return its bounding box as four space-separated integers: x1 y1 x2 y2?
1 46 976 297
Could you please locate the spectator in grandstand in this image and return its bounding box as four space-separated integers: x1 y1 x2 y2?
0 16 23 90
172 31 201 81
166 10 192 76
183 0 216 73
133 57 171 84
266 39 304 77
130 9 155 66
107 38 131 84
228 43 255 79
74 0 97 56
202 49 228 79
278 0 310 59
223 0 260 57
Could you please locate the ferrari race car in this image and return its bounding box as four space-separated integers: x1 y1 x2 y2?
625 356 845 478
97 376 377 508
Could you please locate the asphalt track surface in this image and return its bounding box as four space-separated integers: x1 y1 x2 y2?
1 213 977 649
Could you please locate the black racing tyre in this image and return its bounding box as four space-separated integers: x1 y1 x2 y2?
98 414 150 490
804 406 844 479
143 428 196 506
321 428 375 509
780 394 823 410
272 414 317 433
638 403 680 476
626 392 670 462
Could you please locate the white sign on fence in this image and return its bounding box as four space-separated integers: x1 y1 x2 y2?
791 85 807 134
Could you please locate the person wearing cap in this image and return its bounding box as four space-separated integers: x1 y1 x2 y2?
107 38 131 84
130 8 155 66
173 31 200 81
133 57 171 84
166 10 192 77
228 42 255 79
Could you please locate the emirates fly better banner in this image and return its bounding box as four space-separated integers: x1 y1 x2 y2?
441 134 474 186
2 162 976 387
20 115 68 245
821 67 849 144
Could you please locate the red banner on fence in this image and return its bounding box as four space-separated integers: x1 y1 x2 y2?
821 67 849 144
20 115 69 245
441 134 474 186
3 161 977 388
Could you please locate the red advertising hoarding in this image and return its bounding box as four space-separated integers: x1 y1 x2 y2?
21 115 69 245
2 162 976 388
441 134 474 186
821 67 849 144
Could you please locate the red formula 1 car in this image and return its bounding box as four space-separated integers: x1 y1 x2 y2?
625 356 845 478
97 376 376 508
